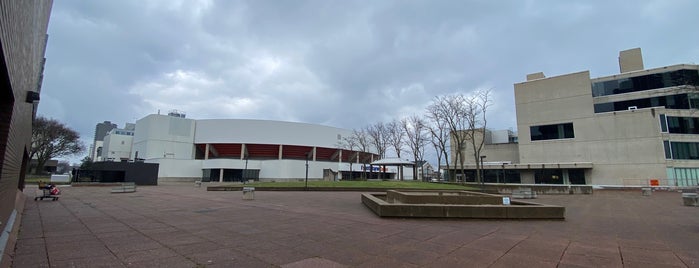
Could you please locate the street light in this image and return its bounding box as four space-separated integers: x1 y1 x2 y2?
305 152 310 190
480 155 487 184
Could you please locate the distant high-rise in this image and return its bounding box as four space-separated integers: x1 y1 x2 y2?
91 121 117 161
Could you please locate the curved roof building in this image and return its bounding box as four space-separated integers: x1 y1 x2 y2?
129 114 386 182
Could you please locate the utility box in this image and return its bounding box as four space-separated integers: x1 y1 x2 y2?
243 187 255 200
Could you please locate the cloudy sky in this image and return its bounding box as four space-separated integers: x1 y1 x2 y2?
39 0 699 163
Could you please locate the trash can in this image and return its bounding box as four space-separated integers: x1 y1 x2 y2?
243 187 255 200
682 193 698 206
641 187 652 196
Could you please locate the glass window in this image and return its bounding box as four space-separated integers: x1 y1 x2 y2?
667 116 699 134
671 142 699 160
535 169 564 184
568 169 586 185
660 114 668 132
664 140 672 159
530 123 574 141
592 69 699 97
594 94 691 113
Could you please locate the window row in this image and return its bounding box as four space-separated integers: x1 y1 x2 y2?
594 93 699 113
530 123 574 141
659 115 699 134
664 141 699 160
592 69 699 97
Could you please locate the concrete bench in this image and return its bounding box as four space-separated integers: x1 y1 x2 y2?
242 187 255 200
111 182 136 193
682 193 698 206
512 188 537 199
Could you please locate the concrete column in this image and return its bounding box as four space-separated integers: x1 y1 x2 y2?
312 147 317 161
240 144 246 160
219 168 224 182
204 144 209 160
278 145 283 160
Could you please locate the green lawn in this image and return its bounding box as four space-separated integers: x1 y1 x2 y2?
243 180 475 190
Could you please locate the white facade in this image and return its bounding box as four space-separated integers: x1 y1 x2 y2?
131 114 196 160
101 132 133 161
118 114 403 182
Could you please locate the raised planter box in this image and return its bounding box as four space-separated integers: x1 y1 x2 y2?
362 190 565 219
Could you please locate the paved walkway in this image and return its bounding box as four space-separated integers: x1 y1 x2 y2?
9 185 699 267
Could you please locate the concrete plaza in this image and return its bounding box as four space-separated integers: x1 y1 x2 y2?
10 184 699 267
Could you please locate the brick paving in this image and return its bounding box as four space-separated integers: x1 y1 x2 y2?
9 185 699 267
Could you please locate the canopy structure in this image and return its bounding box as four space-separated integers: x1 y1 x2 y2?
371 158 415 181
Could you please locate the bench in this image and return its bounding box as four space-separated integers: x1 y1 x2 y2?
511 188 537 199
111 182 137 193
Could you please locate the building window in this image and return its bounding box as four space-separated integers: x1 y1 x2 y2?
530 123 574 141
659 114 668 133
568 169 586 185
593 93 696 113
592 69 699 97
667 116 699 134
670 142 699 160
664 140 672 159
534 169 563 184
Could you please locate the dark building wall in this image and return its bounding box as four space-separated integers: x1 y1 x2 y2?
94 121 117 142
0 0 53 262
89 162 160 185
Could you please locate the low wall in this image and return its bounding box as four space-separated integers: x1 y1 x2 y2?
463 183 593 195
386 190 503 205
362 193 565 219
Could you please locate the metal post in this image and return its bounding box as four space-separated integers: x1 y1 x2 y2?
480 155 486 184
305 153 309 190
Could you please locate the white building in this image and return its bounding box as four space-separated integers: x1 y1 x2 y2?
104 113 414 182
101 123 135 162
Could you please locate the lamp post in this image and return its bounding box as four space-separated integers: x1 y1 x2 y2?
305 152 310 190
480 155 487 184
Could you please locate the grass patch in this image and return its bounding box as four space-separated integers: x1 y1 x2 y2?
24 176 71 185
243 180 475 190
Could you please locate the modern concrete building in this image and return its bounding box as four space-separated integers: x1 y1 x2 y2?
90 121 117 161
454 48 699 187
100 123 135 162
0 1 53 266
103 113 402 182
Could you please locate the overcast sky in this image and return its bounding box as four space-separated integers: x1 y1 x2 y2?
38 0 699 164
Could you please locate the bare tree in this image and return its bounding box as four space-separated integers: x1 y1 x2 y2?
464 89 492 184
30 117 84 174
402 115 428 181
426 94 470 182
427 104 454 181
386 119 405 158
352 129 372 179
366 122 389 159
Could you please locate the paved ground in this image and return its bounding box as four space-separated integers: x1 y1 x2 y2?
9 184 699 268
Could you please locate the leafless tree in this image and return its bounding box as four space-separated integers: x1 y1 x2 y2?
426 118 450 181
366 122 389 159
386 119 405 158
402 115 428 181
464 89 492 184
426 94 470 181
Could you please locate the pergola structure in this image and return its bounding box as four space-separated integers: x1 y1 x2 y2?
371 158 416 181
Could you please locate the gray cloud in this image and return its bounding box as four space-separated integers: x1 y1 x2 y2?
39 0 699 163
